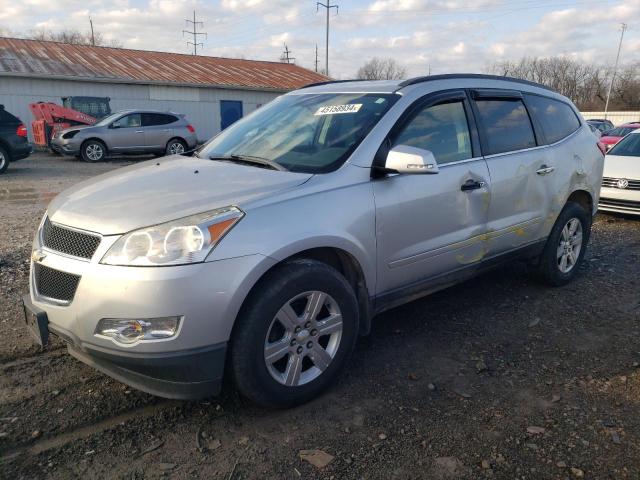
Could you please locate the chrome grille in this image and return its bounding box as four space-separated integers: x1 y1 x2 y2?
42 217 101 259
602 177 640 191
34 263 81 303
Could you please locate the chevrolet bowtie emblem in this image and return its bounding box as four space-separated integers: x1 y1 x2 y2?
31 250 46 263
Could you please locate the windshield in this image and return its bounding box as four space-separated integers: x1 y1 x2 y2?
93 112 123 127
197 93 399 173
608 133 640 157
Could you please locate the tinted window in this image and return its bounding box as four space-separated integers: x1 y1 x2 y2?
142 113 178 126
607 126 639 137
608 133 640 157
525 94 580 144
113 114 142 128
475 99 536 155
393 101 472 164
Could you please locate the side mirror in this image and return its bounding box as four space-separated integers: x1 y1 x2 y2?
109 123 120 129
384 145 439 174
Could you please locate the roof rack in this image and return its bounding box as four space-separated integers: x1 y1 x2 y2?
300 79 366 89
398 73 553 92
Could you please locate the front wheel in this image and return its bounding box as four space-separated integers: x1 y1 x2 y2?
534 202 591 286
230 259 359 408
81 140 107 162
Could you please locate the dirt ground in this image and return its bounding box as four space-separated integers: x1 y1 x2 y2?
1 153 639 480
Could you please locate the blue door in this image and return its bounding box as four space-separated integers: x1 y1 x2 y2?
220 100 243 130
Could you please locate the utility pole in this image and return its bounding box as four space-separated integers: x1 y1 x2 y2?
281 44 295 64
315 44 319 72
183 10 207 55
317 1 338 76
89 18 95 46
604 23 627 120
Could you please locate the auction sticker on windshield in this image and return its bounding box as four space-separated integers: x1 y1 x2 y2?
315 104 363 115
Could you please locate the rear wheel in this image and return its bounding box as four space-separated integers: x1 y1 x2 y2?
0 146 9 174
81 140 107 162
166 139 186 156
534 202 590 286
230 259 359 408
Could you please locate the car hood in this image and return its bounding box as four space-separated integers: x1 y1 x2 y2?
47 156 313 235
603 154 640 181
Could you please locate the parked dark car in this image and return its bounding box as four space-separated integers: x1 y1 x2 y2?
0 105 32 174
586 119 614 133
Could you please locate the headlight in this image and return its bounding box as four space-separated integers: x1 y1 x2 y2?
62 130 80 140
101 206 244 266
95 317 181 344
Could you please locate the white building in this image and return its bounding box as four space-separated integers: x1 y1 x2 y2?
0 37 328 142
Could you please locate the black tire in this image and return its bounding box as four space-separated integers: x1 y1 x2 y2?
165 138 187 156
534 202 591 286
81 140 107 162
230 259 359 408
0 145 9 174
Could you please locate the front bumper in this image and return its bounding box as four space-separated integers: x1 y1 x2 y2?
599 187 640 215
27 232 276 398
50 137 80 156
23 294 225 399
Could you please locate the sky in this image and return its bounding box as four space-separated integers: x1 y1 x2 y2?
0 0 639 78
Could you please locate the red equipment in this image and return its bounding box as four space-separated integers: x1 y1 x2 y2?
29 97 111 148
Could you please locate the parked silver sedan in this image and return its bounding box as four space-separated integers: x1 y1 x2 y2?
24 75 603 408
51 110 198 161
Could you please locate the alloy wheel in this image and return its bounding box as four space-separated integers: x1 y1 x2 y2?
557 217 583 273
169 142 185 155
264 291 343 387
86 144 103 161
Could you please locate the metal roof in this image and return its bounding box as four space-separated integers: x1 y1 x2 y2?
0 37 329 92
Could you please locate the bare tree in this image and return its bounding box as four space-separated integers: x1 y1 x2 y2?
486 56 640 111
29 28 123 48
356 57 407 80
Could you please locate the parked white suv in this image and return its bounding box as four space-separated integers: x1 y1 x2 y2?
24 75 604 408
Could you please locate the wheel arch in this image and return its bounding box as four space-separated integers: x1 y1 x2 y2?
238 244 373 337
567 189 594 215
81 137 107 151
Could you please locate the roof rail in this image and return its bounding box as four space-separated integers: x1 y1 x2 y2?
300 79 364 89
398 73 553 92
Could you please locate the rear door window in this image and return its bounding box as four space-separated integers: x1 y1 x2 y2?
525 94 580 144
474 98 536 155
142 113 178 126
393 100 472 164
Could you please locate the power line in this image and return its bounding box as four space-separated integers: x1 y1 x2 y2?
604 23 627 120
317 0 338 76
183 10 207 55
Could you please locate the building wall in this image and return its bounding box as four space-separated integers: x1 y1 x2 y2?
581 111 640 125
0 77 283 143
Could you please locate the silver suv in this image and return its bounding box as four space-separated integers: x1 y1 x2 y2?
24 75 604 408
51 109 198 161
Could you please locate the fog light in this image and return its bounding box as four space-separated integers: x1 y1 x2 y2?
95 317 181 344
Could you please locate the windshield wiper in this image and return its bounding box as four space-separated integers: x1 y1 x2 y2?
208 154 287 171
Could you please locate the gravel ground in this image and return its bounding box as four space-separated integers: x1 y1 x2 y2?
1 153 639 479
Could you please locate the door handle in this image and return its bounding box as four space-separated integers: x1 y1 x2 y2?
135 130 144 134
461 179 486 192
536 164 555 175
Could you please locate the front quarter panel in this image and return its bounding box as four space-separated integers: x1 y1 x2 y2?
207 167 377 294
